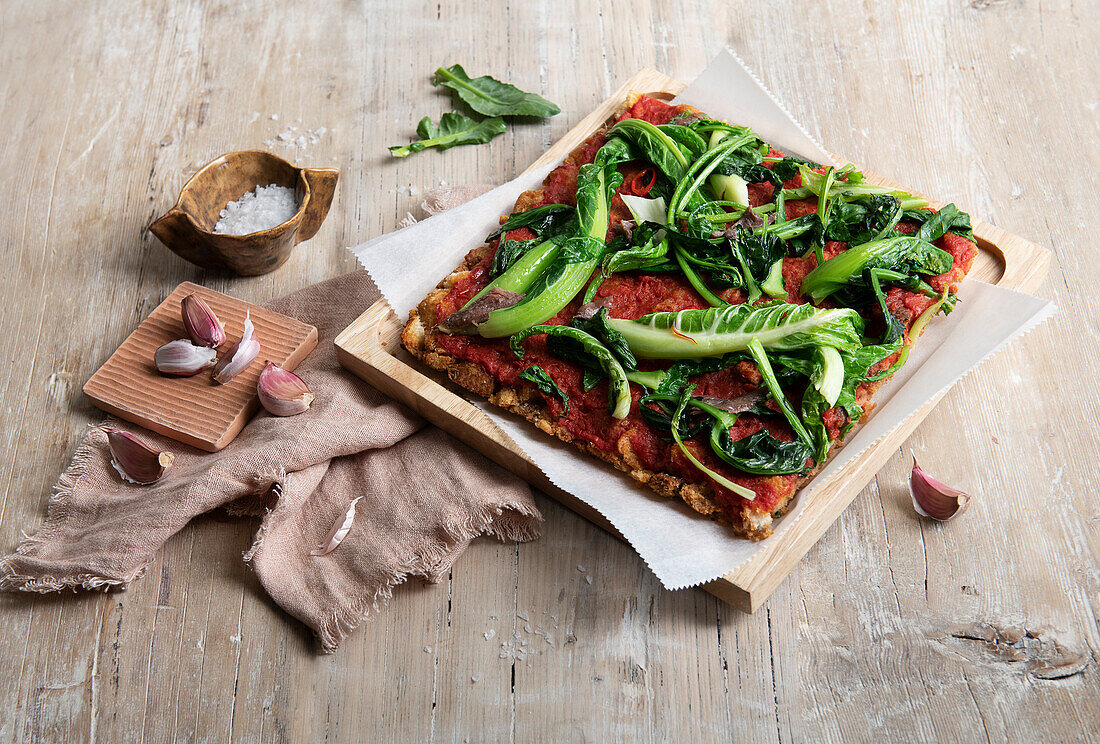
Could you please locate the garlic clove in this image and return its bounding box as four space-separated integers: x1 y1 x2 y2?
154 339 217 376
106 428 174 485
257 363 314 416
212 311 260 384
910 456 971 521
181 293 226 347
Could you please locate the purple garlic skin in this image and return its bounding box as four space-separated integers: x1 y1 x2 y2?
257 363 314 416
910 456 971 521
213 312 260 384
181 293 226 347
154 339 217 376
106 428 174 485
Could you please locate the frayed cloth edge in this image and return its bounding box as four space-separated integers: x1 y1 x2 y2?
313 499 541 653
0 422 146 593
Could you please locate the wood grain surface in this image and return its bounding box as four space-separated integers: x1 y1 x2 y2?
84 281 318 451
0 1 1095 742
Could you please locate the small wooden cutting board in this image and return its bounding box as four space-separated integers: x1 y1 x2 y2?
84 281 318 452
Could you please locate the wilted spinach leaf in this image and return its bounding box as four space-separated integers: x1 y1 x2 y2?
913 203 974 243
434 64 560 118
518 365 569 415
485 204 575 242
389 113 506 157
770 156 822 181
572 308 637 370
823 194 902 244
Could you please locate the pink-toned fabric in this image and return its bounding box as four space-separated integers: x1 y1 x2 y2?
0 270 540 652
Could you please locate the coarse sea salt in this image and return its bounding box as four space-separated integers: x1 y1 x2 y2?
213 184 298 235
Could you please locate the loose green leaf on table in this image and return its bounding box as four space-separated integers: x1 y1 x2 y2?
434 64 560 118
388 112 506 157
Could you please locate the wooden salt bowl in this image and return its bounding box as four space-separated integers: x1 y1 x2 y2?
150 150 338 276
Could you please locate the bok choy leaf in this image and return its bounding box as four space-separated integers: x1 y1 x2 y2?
606 302 864 359
477 138 632 337
511 325 631 418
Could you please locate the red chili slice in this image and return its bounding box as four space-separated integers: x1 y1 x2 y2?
629 168 657 196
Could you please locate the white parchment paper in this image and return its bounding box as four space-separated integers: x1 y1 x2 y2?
351 51 1054 589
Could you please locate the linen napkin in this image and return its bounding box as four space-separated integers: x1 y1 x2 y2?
0 271 541 652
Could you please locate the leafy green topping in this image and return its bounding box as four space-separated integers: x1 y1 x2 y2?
799 235 953 304
448 100 976 484
511 325 631 418
477 137 631 338
486 204 576 242
518 366 569 415
433 64 560 118
746 338 812 445
388 113 506 157
607 302 864 359
687 398 812 476
486 205 577 278
906 203 974 243
668 385 758 500
571 308 637 370
607 119 693 181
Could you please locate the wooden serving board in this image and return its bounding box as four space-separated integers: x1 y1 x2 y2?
334 69 1051 611
85 281 318 452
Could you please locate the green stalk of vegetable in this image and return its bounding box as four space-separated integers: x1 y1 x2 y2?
476 138 630 337
673 246 730 307
510 325 631 418
761 259 787 298
606 303 864 359
746 339 812 445
791 164 929 211
669 386 758 500
799 235 952 303
458 237 563 312
667 132 756 223
707 131 750 207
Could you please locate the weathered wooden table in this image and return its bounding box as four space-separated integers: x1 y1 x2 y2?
0 2 1095 741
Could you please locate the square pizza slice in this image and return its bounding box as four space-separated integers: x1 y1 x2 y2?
402 94 977 540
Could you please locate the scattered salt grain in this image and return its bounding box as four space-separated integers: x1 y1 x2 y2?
213 184 298 235
471 675 481 683
577 565 586 572
423 645 433 654
265 124 331 150
585 576 593 585
483 629 496 640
